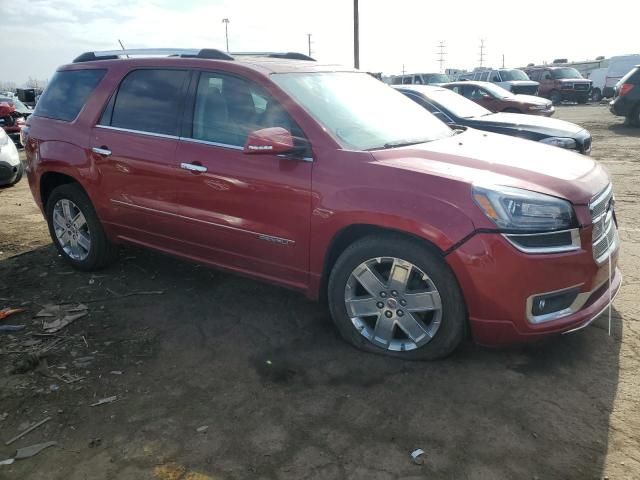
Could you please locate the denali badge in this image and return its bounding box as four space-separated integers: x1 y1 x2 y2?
257 234 294 245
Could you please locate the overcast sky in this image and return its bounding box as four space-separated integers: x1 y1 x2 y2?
2 0 639 85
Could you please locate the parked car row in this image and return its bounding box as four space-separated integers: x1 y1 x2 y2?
0 95 31 146
22 49 620 360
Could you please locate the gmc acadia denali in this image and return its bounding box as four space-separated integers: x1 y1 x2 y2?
23 49 621 359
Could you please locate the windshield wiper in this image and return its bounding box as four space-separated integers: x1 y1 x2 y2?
377 140 428 150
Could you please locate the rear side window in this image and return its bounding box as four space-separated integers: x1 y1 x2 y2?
620 67 640 85
105 69 188 136
34 69 106 122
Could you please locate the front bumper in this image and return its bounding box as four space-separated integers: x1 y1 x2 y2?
530 106 555 117
0 160 21 186
446 230 620 346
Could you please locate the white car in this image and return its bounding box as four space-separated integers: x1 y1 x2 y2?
0 128 22 187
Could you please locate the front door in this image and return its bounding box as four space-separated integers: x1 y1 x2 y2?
172 71 313 289
91 68 190 243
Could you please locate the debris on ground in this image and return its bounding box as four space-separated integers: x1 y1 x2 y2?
5 416 52 446
0 308 26 321
196 425 208 433
0 413 8 422
0 325 26 333
88 438 102 448
90 396 117 407
410 448 425 465
110 370 123 375
14 441 57 460
72 356 94 368
0 458 14 466
36 304 89 333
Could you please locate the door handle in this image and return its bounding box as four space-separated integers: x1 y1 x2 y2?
180 162 207 173
92 146 112 157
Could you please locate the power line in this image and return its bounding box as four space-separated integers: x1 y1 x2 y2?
436 41 446 73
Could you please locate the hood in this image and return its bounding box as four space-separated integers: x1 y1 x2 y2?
513 94 550 105
369 128 607 205
472 112 583 136
502 80 538 87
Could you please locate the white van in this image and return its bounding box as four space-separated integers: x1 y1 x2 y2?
453 69 539 95
603 55 640 98
390 73 450 86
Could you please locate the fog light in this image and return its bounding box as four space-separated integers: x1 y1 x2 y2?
531 287 580 318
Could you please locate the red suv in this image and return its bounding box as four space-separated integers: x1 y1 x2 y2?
24 49 620 359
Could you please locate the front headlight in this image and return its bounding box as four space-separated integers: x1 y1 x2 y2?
472 185 575 232
539 137 577 149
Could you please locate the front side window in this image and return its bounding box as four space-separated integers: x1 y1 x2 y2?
107 69 188 136
34 69 106 122
190 72 305 148
271 72 453 150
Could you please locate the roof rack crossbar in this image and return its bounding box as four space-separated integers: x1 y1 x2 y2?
73 48 233 63
231 51 316 61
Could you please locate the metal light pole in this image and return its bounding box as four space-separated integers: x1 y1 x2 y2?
353 0 359 69
307 33 312 57
222 18 230 52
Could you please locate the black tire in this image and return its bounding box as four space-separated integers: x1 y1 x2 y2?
591 88 602 102
576 96 588 105
327 234 466 360
631 105 640 127
10 162 23 186
550 90 562 105
502 108 521 114
45 183 117 271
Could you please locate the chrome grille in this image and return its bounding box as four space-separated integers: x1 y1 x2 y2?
590 184 617 264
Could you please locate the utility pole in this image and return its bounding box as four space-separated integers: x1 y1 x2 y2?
502 54 505 68
307 33 312 57
353 0 360 69
222 18 230 52
436 41 446 73
479 39 486 68
401 64 406 75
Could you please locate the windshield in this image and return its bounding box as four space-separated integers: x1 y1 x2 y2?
423 73 450 84
271 72 453 150
428 88 492 118
0 97 30 113
552 68 583 79
477 82 514 99
499 69 529 81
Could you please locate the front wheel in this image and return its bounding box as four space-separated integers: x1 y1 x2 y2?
45 183 117 271
577 96 589 104
502 107 522 114
630 105 640 127
591 88 602 102
550 90 562 105
328 235 466 360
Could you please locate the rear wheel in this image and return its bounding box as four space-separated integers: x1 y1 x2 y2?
631 105 640 127
591 88 602 102
550 90 562 105
45 183 117 270
328 235 466 360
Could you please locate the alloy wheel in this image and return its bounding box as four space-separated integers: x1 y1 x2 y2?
52 199 91 261
344 257 442 352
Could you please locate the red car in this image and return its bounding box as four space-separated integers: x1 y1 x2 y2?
443 81 555 116
23 49 620 359
0 96 31 145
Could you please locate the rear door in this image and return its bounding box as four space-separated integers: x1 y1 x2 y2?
92 68 189 241
172 70 313 289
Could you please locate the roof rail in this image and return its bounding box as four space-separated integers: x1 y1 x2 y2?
231 51 316 61
73 48 233 63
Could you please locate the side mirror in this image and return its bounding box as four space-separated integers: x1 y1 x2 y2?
243 127 295 155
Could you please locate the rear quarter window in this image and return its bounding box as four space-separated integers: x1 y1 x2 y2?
34 69 106 122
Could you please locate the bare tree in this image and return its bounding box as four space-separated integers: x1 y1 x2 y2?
24 77 48 89
0 80 17 92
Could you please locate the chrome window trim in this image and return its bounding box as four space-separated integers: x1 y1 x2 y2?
95 124 179 140
179 136 243 151
110 199 295 245
179 136 313 162
503 228 581 254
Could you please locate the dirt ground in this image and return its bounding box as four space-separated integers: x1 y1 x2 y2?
0 105 639 479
